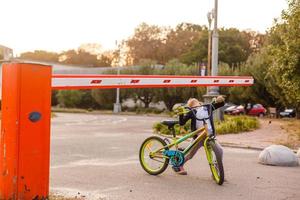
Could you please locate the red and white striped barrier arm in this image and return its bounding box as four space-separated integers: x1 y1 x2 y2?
52 74 254 90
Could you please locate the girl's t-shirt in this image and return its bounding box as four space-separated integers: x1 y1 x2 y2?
195 107 213 135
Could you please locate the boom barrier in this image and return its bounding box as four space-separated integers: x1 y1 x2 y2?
52 74 253 90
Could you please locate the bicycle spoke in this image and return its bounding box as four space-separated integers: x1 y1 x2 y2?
151 158 166 164
146 143 153 152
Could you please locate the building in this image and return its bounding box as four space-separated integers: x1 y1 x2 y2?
0 45 13 60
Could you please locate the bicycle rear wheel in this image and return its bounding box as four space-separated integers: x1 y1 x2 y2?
206 140 224 185
139 136 169 175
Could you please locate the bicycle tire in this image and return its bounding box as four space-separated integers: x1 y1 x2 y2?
207 140 224 185
139 136 169 175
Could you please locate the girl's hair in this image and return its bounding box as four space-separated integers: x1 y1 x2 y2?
187 98 203 108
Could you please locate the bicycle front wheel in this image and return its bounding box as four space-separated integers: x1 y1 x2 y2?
206 140 224 185
139 136 169 175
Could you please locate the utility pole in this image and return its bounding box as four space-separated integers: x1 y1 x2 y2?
203 0 223 120
210 0 219 95
113 41 122 113
207 11 213 77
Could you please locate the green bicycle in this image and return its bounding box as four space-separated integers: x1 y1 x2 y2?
139 104 224 185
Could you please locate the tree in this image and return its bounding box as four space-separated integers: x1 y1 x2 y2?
218 28 252 69
164 23 203 63
56 90 84 108
91 89 116 109
20 50 59 62
181 28 255 68
267 0 300 117
154 64 201 110
59 49 112 67
179 30 209 65
122 65 158 108
125 23 167 65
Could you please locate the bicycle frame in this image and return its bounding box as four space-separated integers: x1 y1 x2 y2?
151 124 213 159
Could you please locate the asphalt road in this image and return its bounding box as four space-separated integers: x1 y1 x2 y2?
50 113 300 200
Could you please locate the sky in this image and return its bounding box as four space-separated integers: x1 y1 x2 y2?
0 0 287 55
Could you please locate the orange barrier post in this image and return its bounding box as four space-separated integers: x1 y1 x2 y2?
0 63 52 199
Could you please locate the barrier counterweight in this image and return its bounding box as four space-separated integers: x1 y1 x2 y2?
0 63 52 199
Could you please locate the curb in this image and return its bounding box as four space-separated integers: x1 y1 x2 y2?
219 142 264 151
155 133 298 152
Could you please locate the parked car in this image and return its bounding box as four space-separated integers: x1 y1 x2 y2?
222 103 236 111
279 109 296 118
247 104 267 117
224 105 236 114
225 105 245 115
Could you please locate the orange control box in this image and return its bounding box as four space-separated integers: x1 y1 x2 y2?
0 63 52 199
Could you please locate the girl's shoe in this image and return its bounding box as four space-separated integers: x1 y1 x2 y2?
172 166 187 175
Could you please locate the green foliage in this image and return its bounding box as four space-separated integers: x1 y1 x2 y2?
89 68 128 109
153 120 191 136
20 50 59 62
215 115 260 135
19 46 113 67
154 64 204 110
56 90 100 109
180 30 209 65
122 66 159 108
153 115 259 136
219 51 278 107
56 90 84 108
181 28 258 68
76 90 100 109
135 107 165 114
266 0 300 117
125 23 167 65
91 89 116 109
125 22 206 65
218 28 252 68
60 49 112 67
51 91 59 106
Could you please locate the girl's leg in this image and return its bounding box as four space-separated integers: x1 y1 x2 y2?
184 140 204 163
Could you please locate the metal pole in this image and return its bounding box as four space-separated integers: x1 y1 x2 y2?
113 41 121 113
116 68 120 104
210 0 219 95
207 12 212 77
207 31 212 76
203 0 223 121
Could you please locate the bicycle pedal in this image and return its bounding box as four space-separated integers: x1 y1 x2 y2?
178 147 185 151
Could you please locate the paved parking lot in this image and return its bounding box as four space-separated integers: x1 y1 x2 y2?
50 113 300 200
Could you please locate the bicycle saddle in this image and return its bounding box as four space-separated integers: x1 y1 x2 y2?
161 120 179 129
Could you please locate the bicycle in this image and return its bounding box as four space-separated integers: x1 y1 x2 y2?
139 103 224 185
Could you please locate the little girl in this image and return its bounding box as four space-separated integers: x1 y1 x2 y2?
173 96 225 175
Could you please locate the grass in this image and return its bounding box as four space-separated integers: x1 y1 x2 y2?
49 194 87 200
49 196 78 200
278 119 300 149
51 107 90 113
153 115 260 136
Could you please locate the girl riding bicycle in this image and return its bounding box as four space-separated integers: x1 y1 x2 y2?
173 96 225 175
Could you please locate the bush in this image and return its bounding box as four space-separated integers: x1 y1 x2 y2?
56 90 100 109
153 120 191 136
215 115 260 135
136 107 165 114
153 115 259 136
56 90 84 108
